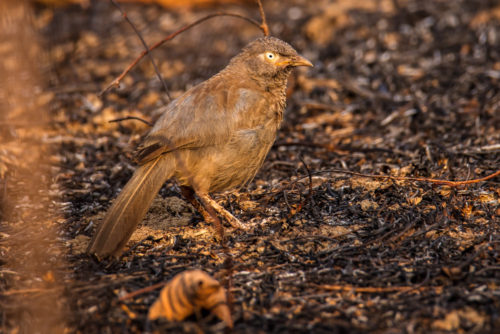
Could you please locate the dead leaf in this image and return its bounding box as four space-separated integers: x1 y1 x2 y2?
350 177 392 192
407 196 422 206
120 304 137 319
360 199 379 211
470 6 500 27
432 310 460 331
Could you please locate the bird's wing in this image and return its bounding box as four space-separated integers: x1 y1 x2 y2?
135 77 264 164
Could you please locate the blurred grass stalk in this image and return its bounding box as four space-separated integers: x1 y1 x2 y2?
0 1 66 333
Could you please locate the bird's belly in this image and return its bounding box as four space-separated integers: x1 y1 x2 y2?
209 127 276 192
176 127 276 193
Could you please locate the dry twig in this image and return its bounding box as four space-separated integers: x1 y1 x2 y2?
256 0 270 36
118 281 165 301
109 116 153 127
327 168 500 187
100 11 264 95
110 0 171 100
317 284 443 294
299 155 314 208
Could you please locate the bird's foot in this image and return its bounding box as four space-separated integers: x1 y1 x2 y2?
198 194 251 231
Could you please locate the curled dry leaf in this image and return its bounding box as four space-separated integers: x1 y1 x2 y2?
148 269 233 328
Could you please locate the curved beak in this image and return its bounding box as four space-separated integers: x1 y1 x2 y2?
290 55 313 67
277 55 313 68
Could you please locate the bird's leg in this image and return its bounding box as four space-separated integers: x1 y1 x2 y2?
197 193 250 231
181 186 227 239
180 186 213 222
181 186 250 230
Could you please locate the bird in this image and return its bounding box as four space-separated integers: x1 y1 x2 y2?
87 36 313 258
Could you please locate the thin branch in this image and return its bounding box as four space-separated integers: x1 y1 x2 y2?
256 0 270 36
264 168 500 202
326 168 500 187
0 287 61 296
109 0 171 101
317 284 442 294
118 281 165 301
299 155 314 207
274 140 336 151
109 116 153 127
100 12 263 96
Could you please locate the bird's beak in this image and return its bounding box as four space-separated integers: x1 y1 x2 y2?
290 55 313 67
276 55 313 68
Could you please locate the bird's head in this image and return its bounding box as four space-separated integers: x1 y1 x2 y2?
230 36 313 80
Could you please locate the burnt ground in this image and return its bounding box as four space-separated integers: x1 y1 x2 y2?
1 0 499 333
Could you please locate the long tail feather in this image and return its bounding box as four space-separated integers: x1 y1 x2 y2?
87 156 174 258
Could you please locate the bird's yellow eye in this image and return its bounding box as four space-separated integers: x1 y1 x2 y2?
265 52 276 60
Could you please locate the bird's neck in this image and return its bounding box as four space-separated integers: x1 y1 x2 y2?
253 69 291 92
259 71 290 123
254 72 288 124
218 66 289 123
222 62 290 90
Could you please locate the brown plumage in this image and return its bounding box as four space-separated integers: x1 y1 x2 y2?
87 36 312 258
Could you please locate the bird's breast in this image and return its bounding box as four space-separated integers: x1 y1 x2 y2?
229 86 286 129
